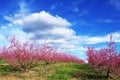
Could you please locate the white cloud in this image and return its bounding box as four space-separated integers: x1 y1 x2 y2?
10 29 34 42
5 11 71 33
79 32 120 44
111 32 120 42
84 36 109 44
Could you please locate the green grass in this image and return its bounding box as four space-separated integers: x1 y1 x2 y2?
48 63 79 80
0 60 119 80
48 74 70 80
0 65 12 76
73 64 107 80
0 59 7 64
49 63 107 80
0 60 12 76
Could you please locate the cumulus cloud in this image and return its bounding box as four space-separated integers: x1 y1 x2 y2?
4 10 75 43
79 32 120 44
4 9 81 54
5 11 71 32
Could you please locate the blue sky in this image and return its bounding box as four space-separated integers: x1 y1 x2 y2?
0 0 120 60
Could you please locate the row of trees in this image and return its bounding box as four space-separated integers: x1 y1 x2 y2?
87 35 120 78
1 35 119 78
0 37 84 72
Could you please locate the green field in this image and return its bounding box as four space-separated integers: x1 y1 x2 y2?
0 60 119 80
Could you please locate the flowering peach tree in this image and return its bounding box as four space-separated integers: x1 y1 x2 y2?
0 37 40 71
0 37 84 72
87 35 120 78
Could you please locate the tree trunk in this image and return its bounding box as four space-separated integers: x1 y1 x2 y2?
106 70 110 78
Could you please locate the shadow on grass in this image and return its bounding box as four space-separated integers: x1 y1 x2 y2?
48 74 70 80
0 65 13 76
73 71 108 80
72 64 109 80
0 64 22 76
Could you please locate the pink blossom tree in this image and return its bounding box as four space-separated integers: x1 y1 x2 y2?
0 37 40 71
0 36 84 72
87 35 120 78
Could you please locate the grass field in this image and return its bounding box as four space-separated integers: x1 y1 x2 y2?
0 60 120 80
